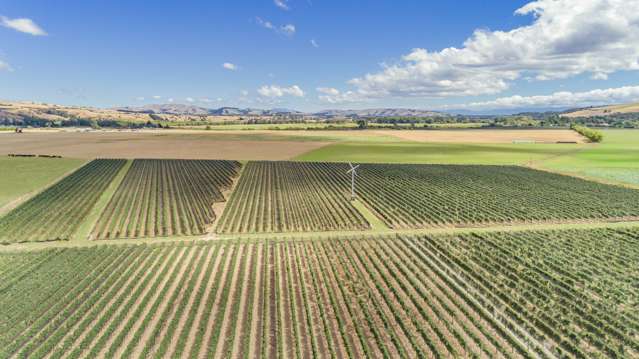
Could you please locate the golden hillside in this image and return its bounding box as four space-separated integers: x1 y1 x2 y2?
562 102 639 117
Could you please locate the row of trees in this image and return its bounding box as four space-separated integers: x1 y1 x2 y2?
571 124 604 142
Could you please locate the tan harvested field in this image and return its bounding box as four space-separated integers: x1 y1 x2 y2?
375 129 585 143
0 130 329 160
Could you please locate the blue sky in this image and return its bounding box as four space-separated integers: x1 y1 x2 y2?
1 0 639 112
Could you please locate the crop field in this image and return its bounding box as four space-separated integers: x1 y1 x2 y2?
351 164 639 229
92 159 241 239
0 156 86 211
420 228 639 357
0 159 126 244
0 227 637 358
216 161 369 233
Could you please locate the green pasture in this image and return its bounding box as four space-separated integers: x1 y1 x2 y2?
296 141 587 165
0 157 86 210
538 129 639 186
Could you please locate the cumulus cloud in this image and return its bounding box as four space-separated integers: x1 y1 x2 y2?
445 86 639 110
136 97 145 101
317 87 365 104
223 62 237 71
185 97 195 103
152 95 162 99
167 98 174 103
280 24 296 36
0 16 47 36
255 17 295 36
311 39 319 48
274 0 290 10
258 85 305 98
323 0 639 102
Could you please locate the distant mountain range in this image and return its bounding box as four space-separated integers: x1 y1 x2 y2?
2 101 638 128
116 104 447 118
115 104 303 116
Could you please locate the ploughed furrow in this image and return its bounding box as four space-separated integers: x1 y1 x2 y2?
200 243 245 358
0 159 126 244
247 243 266 358
80 247 179 358
135 245 207 358
212 243 253 359
2 227 637 358
92 159 241 239
228 243 260 358
161 244 217 359
324 239 400 357
180 245 228 358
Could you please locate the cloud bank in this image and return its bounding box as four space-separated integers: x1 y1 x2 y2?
445 86 639 110
321 0 639 103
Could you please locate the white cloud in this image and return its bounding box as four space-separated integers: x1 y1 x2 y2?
274 0 290 10
217 97 223 102
311 39 319 48
256 17 275 30
152 95 162 99
324 0 639 102
167 98 174 103
316 87 364 104
0 16 47 36
199 98 213 103
256 17 295 36
223 62 237 71
136 97 145 101
185 97 195 103
241 90 249 96
445 86 639 110
317 87 340 96
280 24 296 36
258 85 305 98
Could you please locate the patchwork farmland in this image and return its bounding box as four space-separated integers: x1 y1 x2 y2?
0 227 637 358
92 159 240 239
1 152 639 358
216 161 639 234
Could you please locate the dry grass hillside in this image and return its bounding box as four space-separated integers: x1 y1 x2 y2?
0 101 241 124
562 102 639 117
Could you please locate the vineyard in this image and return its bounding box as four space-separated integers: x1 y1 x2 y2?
352 164 639 228
418 228 639 357
216 161 369 233
0 159 126 244
0 227 636 358
92 159 241 239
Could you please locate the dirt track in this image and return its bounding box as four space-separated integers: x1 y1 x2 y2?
0 131 328 160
